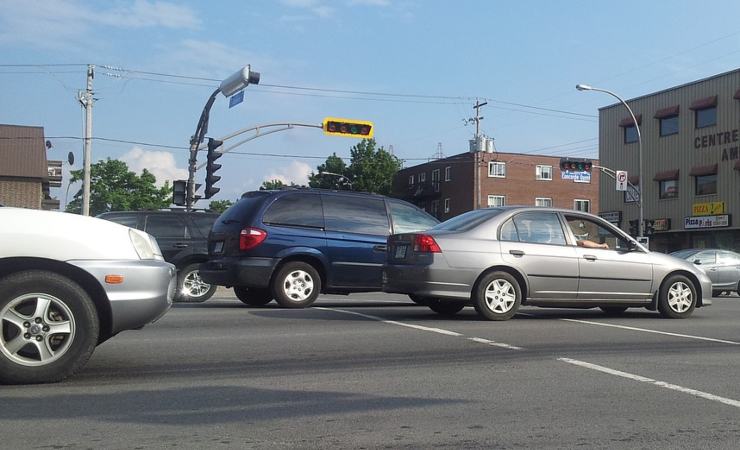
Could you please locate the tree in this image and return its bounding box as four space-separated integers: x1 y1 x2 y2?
308 140 401 195
260 179 286 190
208 199 234 214
65 158 172 216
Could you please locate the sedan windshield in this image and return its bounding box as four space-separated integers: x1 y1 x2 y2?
670 249 700 260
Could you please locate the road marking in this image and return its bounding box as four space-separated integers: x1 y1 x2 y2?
467 337 523 350
559 318 740 345
316 307 462 336
558 357 740 409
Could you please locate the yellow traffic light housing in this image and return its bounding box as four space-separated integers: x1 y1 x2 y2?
322 117 374 138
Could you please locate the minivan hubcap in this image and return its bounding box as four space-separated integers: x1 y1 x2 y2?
0 294 75 366
668 281 693 313
283 270 314 302
484 279 516 313
182 270 211 298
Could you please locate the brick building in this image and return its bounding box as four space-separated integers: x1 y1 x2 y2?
0 124 61 210
392 151 600 220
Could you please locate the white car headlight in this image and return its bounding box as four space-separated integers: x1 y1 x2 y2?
129 229 163 260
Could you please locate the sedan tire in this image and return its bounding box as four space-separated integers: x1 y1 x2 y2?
272 262 322 308
658 274 696 319
234 287 273 306
473 271 521 321
0 271 99 384
175 263 217 303
427 299 465 316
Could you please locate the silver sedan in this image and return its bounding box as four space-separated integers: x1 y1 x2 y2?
384 207 712 320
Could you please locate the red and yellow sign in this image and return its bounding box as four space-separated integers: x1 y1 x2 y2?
692 201 725 216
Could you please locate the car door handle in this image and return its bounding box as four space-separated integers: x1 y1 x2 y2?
373 245 387 252
509 249 525 256
583 254 597 261
173 243 189 248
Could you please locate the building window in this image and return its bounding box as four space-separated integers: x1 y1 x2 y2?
419 172 426 183
431 200 439 216
574 199 590 212
659 179 678 199
696 106 717 129
488 162 506 178
444 166 451 181
695 174 717 196
536 165 552 181
444 198 450 213
659 116 679 136
431 168 440 192
408 175 414 185
535 197 552 207
624 125 638 144
488 195 505 207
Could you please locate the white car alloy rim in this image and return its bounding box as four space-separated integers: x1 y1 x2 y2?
484 279 516 313
668 281 693 313
282 270 314 302
0 293 76 366
182 269 211 298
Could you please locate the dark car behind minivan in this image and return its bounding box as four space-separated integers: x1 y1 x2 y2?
200 189 438 308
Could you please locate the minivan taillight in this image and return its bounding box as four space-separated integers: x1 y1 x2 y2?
414 234 441 253
240 227 267 251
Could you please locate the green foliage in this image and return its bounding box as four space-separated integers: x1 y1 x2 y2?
65 158 172 216
208 199 234 214
260 179 287 190
308 139 401 195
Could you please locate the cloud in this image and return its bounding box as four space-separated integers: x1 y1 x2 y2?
263 160 313 186
279 0 335 18
119 146 188 187
348 0 391 6
0 0 200 49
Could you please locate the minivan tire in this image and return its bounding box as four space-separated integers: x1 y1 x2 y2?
473 271 521 321
234 287 273 306
658 274 696 319
272 262 322 308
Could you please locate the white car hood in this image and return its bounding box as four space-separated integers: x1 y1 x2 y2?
0 208 139 261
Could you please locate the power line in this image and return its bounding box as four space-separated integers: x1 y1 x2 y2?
0 63 87 67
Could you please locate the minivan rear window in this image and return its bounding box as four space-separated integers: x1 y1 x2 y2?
220 191 272 223
263 193 324 228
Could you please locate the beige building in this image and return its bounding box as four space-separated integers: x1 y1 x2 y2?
0 124 61 210
598 68 740 252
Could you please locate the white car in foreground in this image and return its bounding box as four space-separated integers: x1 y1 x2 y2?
0 208 175 384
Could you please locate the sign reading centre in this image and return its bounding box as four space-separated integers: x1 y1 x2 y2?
684 214 730 229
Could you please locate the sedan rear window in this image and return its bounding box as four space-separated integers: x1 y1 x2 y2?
432 208 504 232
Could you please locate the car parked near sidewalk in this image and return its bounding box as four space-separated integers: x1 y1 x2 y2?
384 206 712 320
0 208 175 384
200 188 438 308
99 210 219 303
670 248 740 296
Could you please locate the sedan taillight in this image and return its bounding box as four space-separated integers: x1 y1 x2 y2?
240 227 267 251
414 234 441 253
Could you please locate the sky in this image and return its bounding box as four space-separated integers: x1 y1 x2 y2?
2 0 740 208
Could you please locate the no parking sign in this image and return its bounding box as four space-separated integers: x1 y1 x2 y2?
616 170 628 191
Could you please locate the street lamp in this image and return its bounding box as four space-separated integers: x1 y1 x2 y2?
186 65 260 210
318 171 353 189
576 84 644 238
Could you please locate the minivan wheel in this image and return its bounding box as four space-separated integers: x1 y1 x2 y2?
658 274 696 319
234 287 273 306
176 263 217 303
272 262 322 308
0 271 99 384
473 271 521 321
409 295 427 305
427 299 465 316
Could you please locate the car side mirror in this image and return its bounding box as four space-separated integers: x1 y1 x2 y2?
626 240 637 251
693 259 701 265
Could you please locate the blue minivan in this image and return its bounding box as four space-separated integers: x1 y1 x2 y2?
199 189 438 308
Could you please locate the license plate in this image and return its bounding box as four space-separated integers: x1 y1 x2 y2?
394 245 407 259
213 241 224 253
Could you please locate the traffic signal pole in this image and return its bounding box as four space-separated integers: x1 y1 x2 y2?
186 88 220 211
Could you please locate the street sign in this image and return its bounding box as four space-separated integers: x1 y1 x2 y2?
616 170 627 191
228 90 244 108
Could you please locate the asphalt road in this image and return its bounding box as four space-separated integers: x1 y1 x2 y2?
2 291 740 449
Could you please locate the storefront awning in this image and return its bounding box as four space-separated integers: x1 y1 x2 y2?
689 95 717 110
628 175 639 185
654 105 679 119
689 164 718 176
618 114 642 127
734 89 740 100
653 169 679 181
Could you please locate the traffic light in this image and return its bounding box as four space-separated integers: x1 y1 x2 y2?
172 180 187 206
322 117 374 138
205 138 223 199
643 220 655 236
559 158 593 172
628 219 639 236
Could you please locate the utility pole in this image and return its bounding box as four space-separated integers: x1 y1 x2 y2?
77 64 95 216
470 99 487 209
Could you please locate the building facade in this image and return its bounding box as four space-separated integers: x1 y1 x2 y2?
598 68 740 253
392 151 600 220
0 124 61 210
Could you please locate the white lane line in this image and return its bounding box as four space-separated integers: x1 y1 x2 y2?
559 357 740 409
315 307 462 336
467 337 523 351
560 318 740 345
